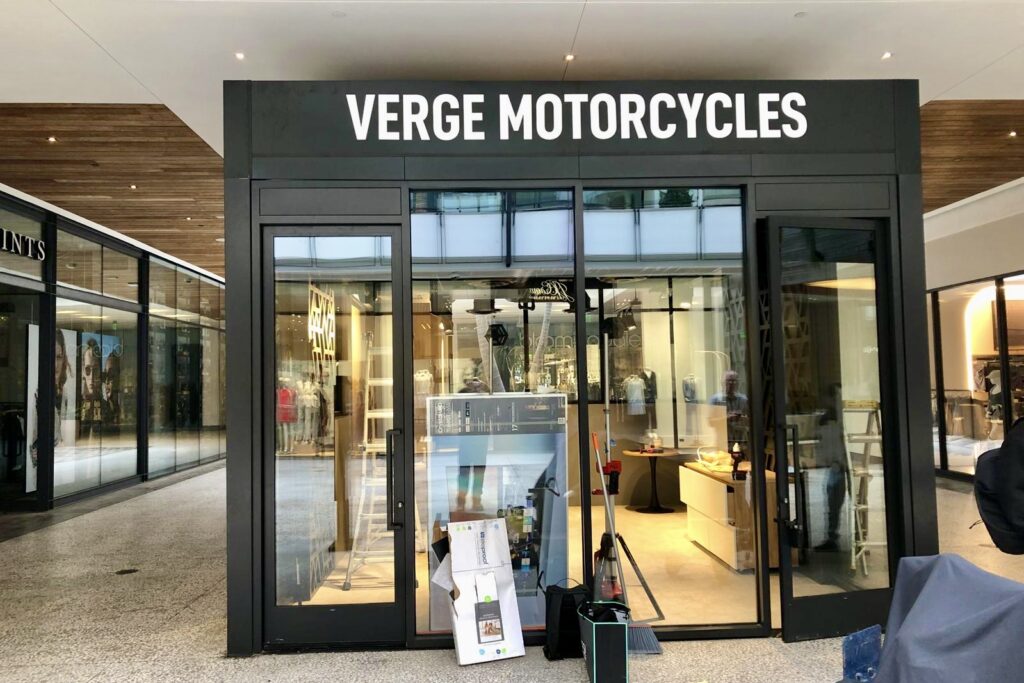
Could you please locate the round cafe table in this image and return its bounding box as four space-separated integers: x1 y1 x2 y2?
621 448 680 513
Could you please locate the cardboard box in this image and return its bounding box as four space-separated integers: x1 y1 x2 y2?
430 518 525 665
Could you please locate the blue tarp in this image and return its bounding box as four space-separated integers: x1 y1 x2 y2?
877 554 1024 683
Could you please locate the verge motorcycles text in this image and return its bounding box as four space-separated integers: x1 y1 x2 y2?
346 92 808 142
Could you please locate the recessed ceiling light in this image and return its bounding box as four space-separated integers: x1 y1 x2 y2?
235 52 245 61
47 136 57 143
128 282 138 288
129 184 137 190
186 217 192 221
564 54 575 62
215 237 225 243
881 51 893 61
1011 131 1019 138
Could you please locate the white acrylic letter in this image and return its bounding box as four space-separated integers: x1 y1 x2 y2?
500 94 533 140
347 94 375 141
403 94 430 140
781 92 808 138
676 93 704 138
619 94 647 139
433 94 460 141
564 93 588 139
536 94 563 140
649 93 677 139
377 94 399 141
590 93 617 140
706 93 733 138
463 94 485 141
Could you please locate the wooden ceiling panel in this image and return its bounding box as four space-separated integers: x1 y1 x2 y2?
921 100 1024 213
0 101 1022 277
0 104 224 275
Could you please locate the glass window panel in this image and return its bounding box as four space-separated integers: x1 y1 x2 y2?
1 286 40 501
514 209 572 261
150 258 177 319
701 206 744 257
582 210 635 260
53 299 103 497
100 307 138 484
219 330 227 454
273 233 395 606
936 280 1001 475
176 267 200 325
928 296 941 469
102 247 139 302
411 189 580 637
0 206 44 280
200 327 221 461
583 185 757 626
777 226 889 595
1003 275 1024 429
199 277 221 328
410 213 441 262
148 316 176 476
175 323 201 469
443 213 503 261
638 208 698 258
57 231 102 294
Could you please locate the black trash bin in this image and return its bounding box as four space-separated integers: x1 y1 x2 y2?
578 601 630 683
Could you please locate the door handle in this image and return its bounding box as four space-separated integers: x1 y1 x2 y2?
385 428 403 530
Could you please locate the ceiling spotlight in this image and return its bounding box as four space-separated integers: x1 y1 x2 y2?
129 184 137 190
186 217 192 221
1011 131 1019 138
235 52 245 61
215 237 225 243
881 51 893 61
47 136 57 143
564 54 575 62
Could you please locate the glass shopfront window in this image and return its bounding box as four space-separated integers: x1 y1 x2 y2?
52 299 139 497
149 316 177 476
103 247 140 303
411 190 580 635
150 259 177 319
57 230 103 294
0 285 40 507
935 281 1001 475
583 187 756 625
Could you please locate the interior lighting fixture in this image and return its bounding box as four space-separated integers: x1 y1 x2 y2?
129 184 137 190
235 52 245 61
215 237 225 243
47 136 57 143
1011 131 1018 138
881 52 893 61
186 217 192 221
564 54 575 62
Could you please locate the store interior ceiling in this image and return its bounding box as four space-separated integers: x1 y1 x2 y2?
2 0 1024 274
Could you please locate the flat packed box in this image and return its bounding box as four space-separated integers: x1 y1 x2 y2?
431 518 525 666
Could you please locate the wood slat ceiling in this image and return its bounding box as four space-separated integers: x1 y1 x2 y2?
0 104 224 275
0 101 1021 278
921 100 1024 213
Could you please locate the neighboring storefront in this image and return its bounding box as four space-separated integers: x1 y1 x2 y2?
224 80 937 654
0 183 225 511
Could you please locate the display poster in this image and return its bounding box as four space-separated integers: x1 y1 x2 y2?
26 326 78 493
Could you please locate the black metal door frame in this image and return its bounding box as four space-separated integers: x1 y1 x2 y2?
260 222 408 648
765 215 900 641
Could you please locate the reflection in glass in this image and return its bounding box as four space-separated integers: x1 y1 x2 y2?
0 287 40 505
584 187 754 625
102 247 139 303
52 300 140 496
57 231 102 294
412 190 577 635
935 281 1002 475
149 316 176 476
274 234 396 606
175 323 201 468
199 327 221 462
150 259 177 319
777 227 889 594
1001 275 1024 435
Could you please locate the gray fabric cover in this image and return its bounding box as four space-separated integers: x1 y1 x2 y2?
877 553 1024 683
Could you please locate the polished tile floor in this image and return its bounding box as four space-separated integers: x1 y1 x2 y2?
0 465 843 682
4 467 1018 682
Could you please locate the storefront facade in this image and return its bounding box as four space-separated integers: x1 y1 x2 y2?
0 184 225 511
225 80 937 654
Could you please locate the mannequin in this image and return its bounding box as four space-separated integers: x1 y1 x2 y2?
276 375 297 453
682 373 698 439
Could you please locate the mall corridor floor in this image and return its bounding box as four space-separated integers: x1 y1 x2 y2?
0 466 842 683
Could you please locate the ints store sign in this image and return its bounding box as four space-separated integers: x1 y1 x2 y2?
345 91 808 142
0 227 46 261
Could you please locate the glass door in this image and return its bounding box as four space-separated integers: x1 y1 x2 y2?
765 217 896 641
264 225 406 646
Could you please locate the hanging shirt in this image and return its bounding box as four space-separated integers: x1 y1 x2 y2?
624 376 646 416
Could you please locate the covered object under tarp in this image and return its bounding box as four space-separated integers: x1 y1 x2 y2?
877 554 1024 682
